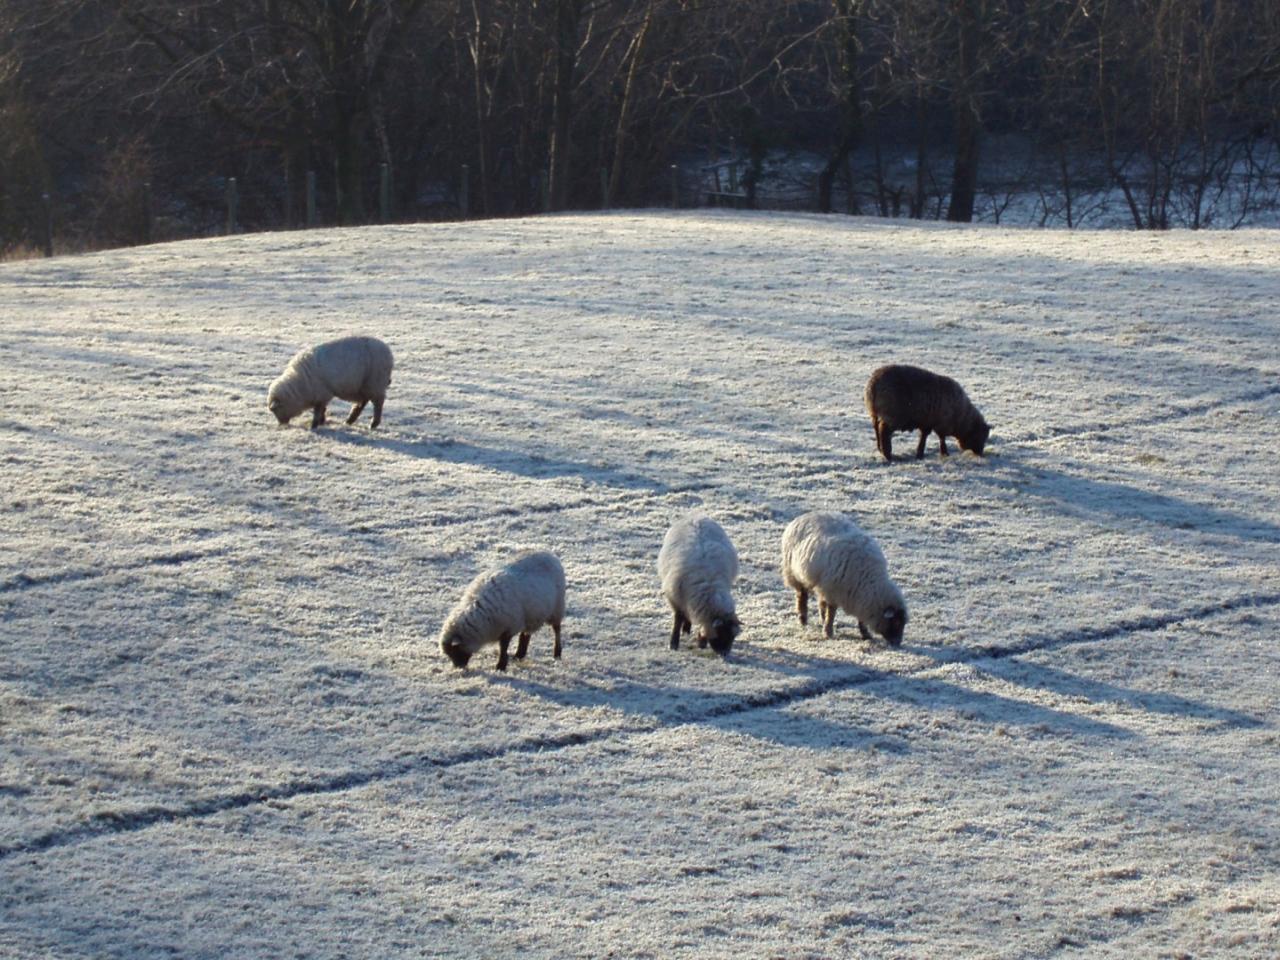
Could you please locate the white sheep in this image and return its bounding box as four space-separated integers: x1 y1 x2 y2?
439 550 566 671
657 514 741 655
267 335 394 429
781 511 908 645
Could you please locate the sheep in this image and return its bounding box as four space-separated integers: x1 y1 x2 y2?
267 335 394 429
781 511 907 645
657 514 741 656
864 363 989 462
438 550 566 672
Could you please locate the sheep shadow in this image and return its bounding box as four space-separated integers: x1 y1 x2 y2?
497 642 1134 752
742 644 1139 740
912 649 1265 731
496 669 893 752
327 429 674 493
973 455 1280 544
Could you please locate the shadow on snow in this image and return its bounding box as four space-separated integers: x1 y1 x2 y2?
497 642 1136 751
328 429 674 494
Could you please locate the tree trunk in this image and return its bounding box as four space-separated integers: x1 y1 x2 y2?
946 0 981 222
946 103 979 221
468 4 493 216
607 1 655 207
817 0 863 214
911 84 927 219
548 0 581 211
333 95 367 225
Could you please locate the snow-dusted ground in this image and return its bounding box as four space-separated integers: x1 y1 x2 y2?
2 211 1278 958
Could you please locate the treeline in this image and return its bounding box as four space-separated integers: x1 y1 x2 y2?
2 0 1278 252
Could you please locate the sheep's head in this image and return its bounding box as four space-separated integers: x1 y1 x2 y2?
267 396 289 424
875 606 907 646
440 631 473 669
266 380 302 425
960 416 990 456
700 616 741 656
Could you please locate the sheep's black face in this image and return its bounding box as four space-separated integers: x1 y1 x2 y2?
877 607 907 646
962 418 990 456
703 617 741 656
441 639 472 669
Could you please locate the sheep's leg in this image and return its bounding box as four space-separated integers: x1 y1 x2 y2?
937 433 950 457
669 611 685 650
857 621 872 641
916 429 928 459
346 399 367 425
370 397 384 429
551 620 562 659
496 634 512 671
795 588 809 625
515 632 531 659
880 425 893 462
310 403 327 429
823 601 837 638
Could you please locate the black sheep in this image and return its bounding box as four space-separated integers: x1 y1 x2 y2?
864 364 990 462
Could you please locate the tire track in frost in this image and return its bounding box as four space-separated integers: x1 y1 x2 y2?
3 587 1278 863
1012 383 1280 446
974 590 1280 660
0 548 231 595
0 478 720 596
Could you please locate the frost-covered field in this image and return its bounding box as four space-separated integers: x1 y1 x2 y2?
2 211 1278 958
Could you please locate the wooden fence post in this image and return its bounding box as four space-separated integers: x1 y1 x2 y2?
225 177 238 235
460 164 470 218
306 170 317 227
600 167 609 210
333 159 342 223
379 163 391 222
142 181 153 244
41 193 53 257
671 164 679 208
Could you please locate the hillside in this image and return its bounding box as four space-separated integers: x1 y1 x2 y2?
2 211 1278 958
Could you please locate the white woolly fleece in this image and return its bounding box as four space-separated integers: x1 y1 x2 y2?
439 550 566 656
657 514 739 631
267 335 394 421
781 511 905 624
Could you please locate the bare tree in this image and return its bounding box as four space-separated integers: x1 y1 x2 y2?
7 0 1280 248
83 0 435 224
814 0 864 213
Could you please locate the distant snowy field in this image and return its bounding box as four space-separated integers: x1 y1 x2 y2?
2 211 1278 958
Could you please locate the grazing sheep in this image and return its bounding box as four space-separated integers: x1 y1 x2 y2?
439 550 566 672
781 511 907 645
657 514 741 656
864 363 989 462
267 335 394 429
